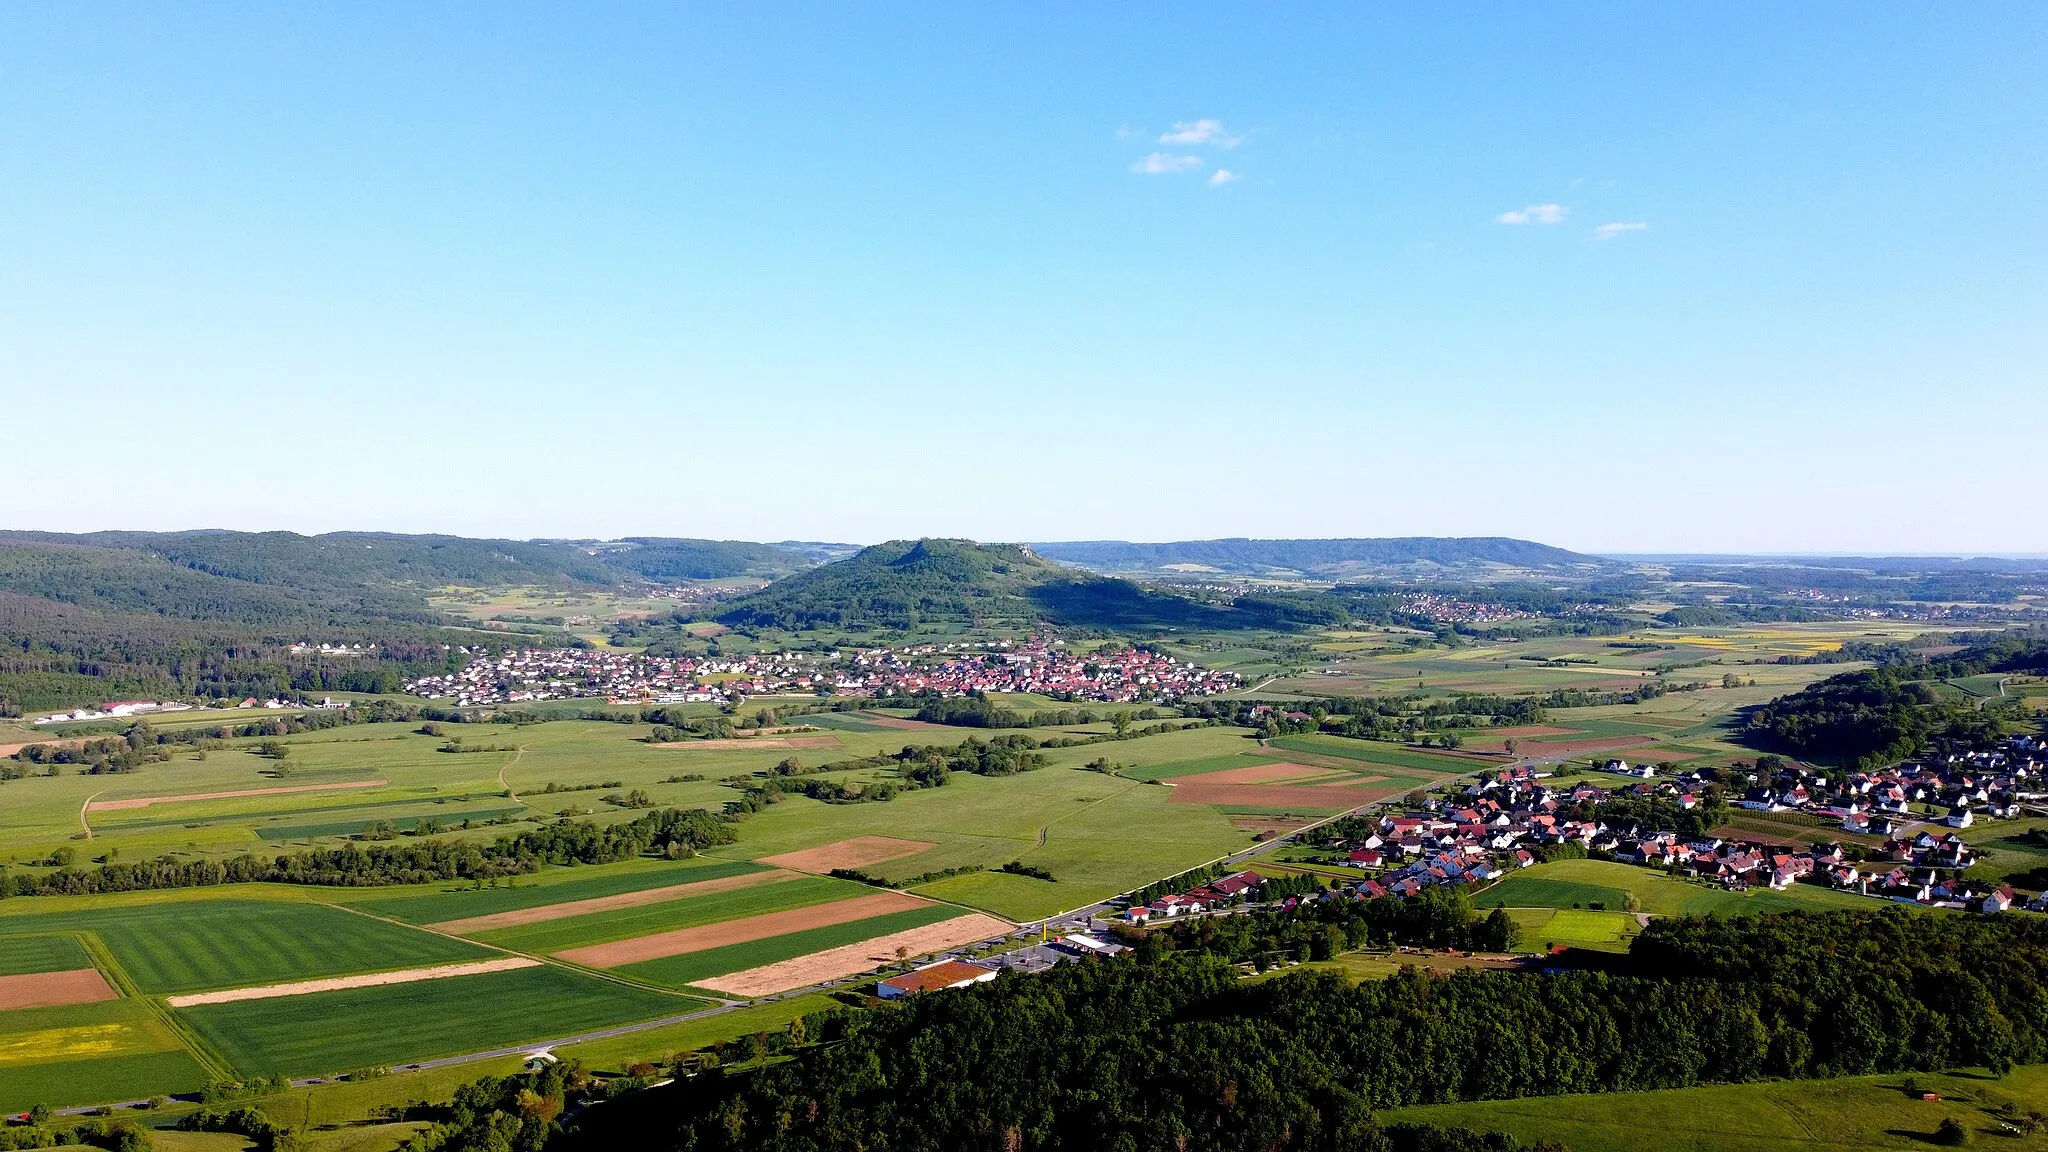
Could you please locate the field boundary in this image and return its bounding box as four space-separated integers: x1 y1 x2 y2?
165 957 542 1007
425 868 800 935
75 931 233 1082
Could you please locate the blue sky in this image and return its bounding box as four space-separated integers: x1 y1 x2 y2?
3 4 2042 552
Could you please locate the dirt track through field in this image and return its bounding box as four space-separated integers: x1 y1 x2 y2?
163 957 540 1007
87 778 389 812
759 836 935 873
427 869 802 935
0 968 118 1011
557 891 930 968
694 913 1013 997
1168 781 1398 809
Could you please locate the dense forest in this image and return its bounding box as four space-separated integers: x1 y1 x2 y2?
546 907 2048 1152
1743 632 2047 764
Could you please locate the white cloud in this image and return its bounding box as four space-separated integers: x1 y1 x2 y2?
1132 152 1203 175
1160 119 1241 147
1496 203 1568 226
1208 169 1239 186
1592 221 1649 240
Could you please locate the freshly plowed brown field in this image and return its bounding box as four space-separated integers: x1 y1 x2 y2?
557 890 930 968
0 968 117 1011
759 836 935 873
694 913 1013 997
426 868 801 935
87 779 388 811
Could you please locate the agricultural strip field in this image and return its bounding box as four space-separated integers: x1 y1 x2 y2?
1264 735 1492 776
478 875 878 957
252 806 525 841
344 857 771 924
0 998 208 1112
0 932 91 975
0 900 492 995
427 869 798 935
0 966 117 1010
1122 753 1286 782
553 889 930 967
176 963 700 1079
85 779 391 812
694 912 1015 998
1386 1065 2048 1152
759 835 936 873
615 903 966 991
165 957 543 1007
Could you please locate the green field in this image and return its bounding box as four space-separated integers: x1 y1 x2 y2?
616 903 964 991
251 805 526 841
1478 859 1884 919
554 993 842 1070
1265 735 1488 776
0 931 91 975
1507 907 1641 951
0 899 491 994
176 964 699 1077
1387 1066 2048 1152
472 874 865 953
346 857 772 924
0 998 207 1112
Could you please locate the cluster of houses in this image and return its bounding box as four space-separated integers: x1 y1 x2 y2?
1121 870 1270 922
1305 759 2047 915
1732 743 2046 832
404 638 1238 708
845 638 1239 703
31 700 196 725
879 933 1129 996
286 642 376 657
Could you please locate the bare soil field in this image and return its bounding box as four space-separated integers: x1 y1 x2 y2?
0 968 118 1011
760 836 936 873
1517 736 1651 757
557 891 930 968
1197 762 1344 785
656 738 796 749
1168 781 1396 809
163 957 540 1007
427 869 801 935
695 913 1014 998
87 778 389 812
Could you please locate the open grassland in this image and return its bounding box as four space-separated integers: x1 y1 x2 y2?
0 998 205 1111
555 992 841 1070
0 931 91 975
1479 859 1886 919
473 873 866 954
1506 907 1641 951
342 857 771 924
176 963 697 1078
616 903 963 991
0 899 491 995
1386 1065 2048 1152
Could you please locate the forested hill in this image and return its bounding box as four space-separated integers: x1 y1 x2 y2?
1743 630 2048 765
0 531 814 713
1031 536 1592 576
710 539 1290 633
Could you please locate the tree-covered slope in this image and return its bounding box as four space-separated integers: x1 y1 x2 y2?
712 539 1076 630
1742 631 2046 765
1032 537 1592 575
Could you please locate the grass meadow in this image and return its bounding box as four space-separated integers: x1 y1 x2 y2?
1478 859 1887 919
1386 1066 2048 1152
176 964 698 1078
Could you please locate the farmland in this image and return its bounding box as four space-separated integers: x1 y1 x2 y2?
1478 859 1886 920
0 997 209 1112
616 902 963 991
176 963 698 1078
